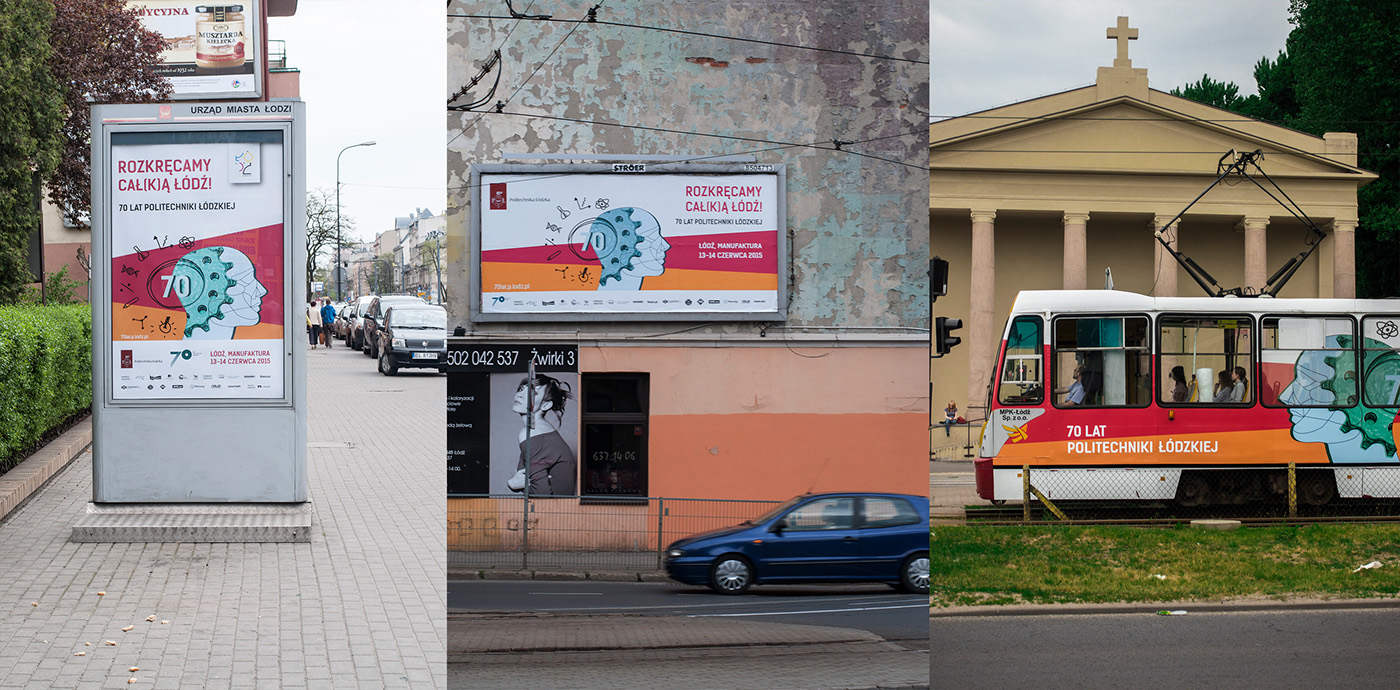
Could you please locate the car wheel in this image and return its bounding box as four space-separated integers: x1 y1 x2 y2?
379 351 397 376
707 555 752 594
899 551 929 594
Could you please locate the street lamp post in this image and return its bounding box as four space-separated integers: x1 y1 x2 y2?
336 141 376 301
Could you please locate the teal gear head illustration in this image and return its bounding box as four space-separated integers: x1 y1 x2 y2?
1326 334 1399 457
174 247 238 337
588 208 646 286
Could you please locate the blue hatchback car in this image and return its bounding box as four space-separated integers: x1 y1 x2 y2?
663 492 930 595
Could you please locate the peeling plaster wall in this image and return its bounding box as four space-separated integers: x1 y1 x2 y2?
446 0 929 334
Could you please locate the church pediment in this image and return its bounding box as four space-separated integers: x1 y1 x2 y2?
932 95 1370 180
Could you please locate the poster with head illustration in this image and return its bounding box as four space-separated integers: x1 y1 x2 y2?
475 169 782 319
109 131 284 400
1258 316 1400 464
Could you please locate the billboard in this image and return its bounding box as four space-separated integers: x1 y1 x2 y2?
108 128 286 401
129 1 262 99
470 164 786 321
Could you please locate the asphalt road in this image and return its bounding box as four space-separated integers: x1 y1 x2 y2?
932 607 1400 688
449 580 929 649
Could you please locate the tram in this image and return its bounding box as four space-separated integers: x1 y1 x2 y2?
975 290 1400 506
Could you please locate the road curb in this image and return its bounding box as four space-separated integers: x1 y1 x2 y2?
0 417 91 523
930 596 1400 617
449 569 669 583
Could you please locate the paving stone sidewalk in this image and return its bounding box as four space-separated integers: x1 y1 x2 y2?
0 345 446 689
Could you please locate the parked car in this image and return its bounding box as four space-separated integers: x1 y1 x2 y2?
333 303 353 339
345 295 377 350
663 492 930 595
361 294 427 359
376 305 448 376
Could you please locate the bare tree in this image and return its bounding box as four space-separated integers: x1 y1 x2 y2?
305 188 353 301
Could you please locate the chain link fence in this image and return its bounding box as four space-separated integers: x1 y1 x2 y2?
447 495 784 571
964 464 1400 524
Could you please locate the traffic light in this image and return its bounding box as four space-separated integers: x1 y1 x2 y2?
934 316 962 356
929 256 948 302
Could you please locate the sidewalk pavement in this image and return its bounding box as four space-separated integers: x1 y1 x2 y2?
449 613 929 689
0 344 446 689
930 457 977 521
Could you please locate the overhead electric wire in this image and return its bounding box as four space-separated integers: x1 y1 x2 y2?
448 12 928 65
447 0 598 148
446 129 924 193
468 110 927 170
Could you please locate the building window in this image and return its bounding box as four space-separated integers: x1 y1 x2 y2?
1053 316 1150 408
1260 316 1355 408
581 373 648 501
1159 315 1254 405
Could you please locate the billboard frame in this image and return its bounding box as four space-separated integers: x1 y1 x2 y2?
468 162 788 323
90 100 306 503
129 0 265 100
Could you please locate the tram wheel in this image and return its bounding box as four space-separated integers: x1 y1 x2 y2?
1175 473 1209 507
1298 471 1337 506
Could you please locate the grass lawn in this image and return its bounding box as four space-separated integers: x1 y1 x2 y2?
931 524 1400 607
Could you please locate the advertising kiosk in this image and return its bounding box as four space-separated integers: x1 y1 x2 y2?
77 101 307 541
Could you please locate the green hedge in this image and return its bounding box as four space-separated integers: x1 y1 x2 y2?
0 304 92 469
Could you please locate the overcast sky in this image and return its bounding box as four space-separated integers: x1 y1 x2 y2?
257 1 1296 240
932 0 1294 119
267 0 444 244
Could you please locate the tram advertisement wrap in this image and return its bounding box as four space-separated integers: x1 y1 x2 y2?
478 173 780 315
109 136 285 400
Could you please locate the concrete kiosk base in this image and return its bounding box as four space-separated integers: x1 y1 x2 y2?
70 501 313 543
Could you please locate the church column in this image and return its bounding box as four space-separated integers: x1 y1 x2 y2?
1239 216 1269 293
969 209 996 414
1062 212 1089 290
1151 215 1180 297
1332 220 1356 298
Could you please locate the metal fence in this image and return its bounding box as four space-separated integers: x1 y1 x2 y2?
447 495 784 571
965 463 1400 524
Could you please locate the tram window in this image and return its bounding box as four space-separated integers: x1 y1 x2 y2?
1159 315 1254 406
998 316 1043 405
1260 317 1356 408
1362 317 1400 409
1051 316 1150 408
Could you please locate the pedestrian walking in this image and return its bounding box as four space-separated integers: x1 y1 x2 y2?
307 300 322 348
320 299 337 348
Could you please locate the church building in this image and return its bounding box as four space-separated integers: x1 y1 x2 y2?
930 17 1377 420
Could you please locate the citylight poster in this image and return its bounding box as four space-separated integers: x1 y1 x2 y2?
109 131 285 400
477 172 781 317
128 0 261 99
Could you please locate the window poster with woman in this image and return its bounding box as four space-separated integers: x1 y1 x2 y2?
445 342 581 496
108 131 285 400
487 372 581 497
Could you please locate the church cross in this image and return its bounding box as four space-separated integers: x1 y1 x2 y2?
1107 16 1138 66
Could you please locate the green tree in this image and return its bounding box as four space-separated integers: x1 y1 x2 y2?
46 0 171 226
1285 0 1400 298
1172 1 1400 297
0 0 64 304
1172 75 1244 111
370 255 397 294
